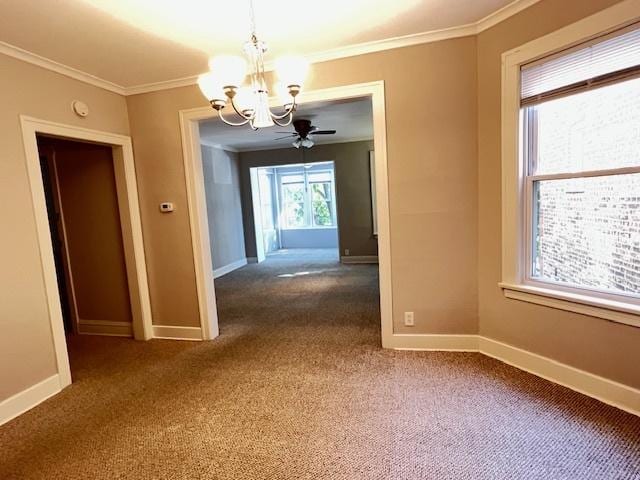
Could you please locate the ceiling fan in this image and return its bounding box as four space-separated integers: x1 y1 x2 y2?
274 119 336 149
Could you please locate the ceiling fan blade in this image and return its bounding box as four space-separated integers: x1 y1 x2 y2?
311 130 337 135
276 131 296 134
274 135 299 141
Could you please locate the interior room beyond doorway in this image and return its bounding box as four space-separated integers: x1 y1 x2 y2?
251 161 339 258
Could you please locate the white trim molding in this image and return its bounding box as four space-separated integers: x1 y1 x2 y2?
238 136 374 153
479 337 640 416
501 283 640 328
20 116 155 392
213 258 248 279
0 41 125 95
78 320 134 337
0 0 542 96
0 375 63 427
200 141 240 153
389 334 640 416
341 255 379 264
3 334 637 425
500 0 640 327
124 0 541 95
152 325 203 341
389 334 479 351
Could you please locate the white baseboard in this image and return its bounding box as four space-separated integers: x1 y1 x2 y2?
213 258 248 279
4 333 636 429
0 374 63 426
341 255 379 264
389 333 640 416
152 325 203 341
388 334 479 351
478 337 640 417
78 320 133 337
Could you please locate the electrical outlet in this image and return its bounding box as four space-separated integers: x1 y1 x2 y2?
404 311 415 327
344 249 350 256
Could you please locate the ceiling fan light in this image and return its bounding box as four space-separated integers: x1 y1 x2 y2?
292 138 302 149
208 55 247 88
275 56 309 89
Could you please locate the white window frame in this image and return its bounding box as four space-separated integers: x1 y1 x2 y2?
500 0 640 328
278 166 338 230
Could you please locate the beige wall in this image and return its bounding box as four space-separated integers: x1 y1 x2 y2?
41 137 132 325
4 0 638 407
0 53 130 400
126 87 204 328
239 141 378 259
477 0 640 388
126 36 480 334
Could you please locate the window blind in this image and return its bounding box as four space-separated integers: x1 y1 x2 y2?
520 25 640 106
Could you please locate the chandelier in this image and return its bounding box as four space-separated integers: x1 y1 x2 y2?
197 0 309 130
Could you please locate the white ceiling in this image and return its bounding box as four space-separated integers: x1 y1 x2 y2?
199 98 373 152
0 0 535 92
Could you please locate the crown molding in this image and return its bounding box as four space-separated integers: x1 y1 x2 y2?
123 0 542 95
200 141 240 153
1 0 541 97
0 40 125 95
476 0 542 32
235 136 374 153
124 75 200 96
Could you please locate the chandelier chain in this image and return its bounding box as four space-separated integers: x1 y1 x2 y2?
247 0 257 39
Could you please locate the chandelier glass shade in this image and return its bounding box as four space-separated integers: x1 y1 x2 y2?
197 4 309 130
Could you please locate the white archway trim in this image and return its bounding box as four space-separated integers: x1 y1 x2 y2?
179 81 394 345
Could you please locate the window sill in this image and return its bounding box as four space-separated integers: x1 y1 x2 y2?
499 282 640 328
280 226 337 231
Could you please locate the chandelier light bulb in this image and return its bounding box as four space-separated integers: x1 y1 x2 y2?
198 0 306 130
208 55 247 88
197 73 225 102
275 55 309 88
233 86 256 114
273 82 294 109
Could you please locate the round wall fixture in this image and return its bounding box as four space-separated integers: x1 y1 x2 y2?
71 100 89 117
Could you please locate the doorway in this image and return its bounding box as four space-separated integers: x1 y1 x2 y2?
179 81 392 345
21 116 153 388
37 136 134 337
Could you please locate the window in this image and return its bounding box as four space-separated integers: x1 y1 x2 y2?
279 166 337 229
308 171 334 227
520 26 640 301
281 174 306 228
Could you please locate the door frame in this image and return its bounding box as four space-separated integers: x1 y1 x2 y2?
37 144 81 335
179 81 393 346
21 116 154 387
249 167 267 263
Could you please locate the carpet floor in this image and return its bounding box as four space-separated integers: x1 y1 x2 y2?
1 249 639 479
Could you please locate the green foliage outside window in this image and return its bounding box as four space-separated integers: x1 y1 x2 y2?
312 183 333 226
281 171 335 228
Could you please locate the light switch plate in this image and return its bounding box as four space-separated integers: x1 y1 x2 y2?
404 311 415 327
